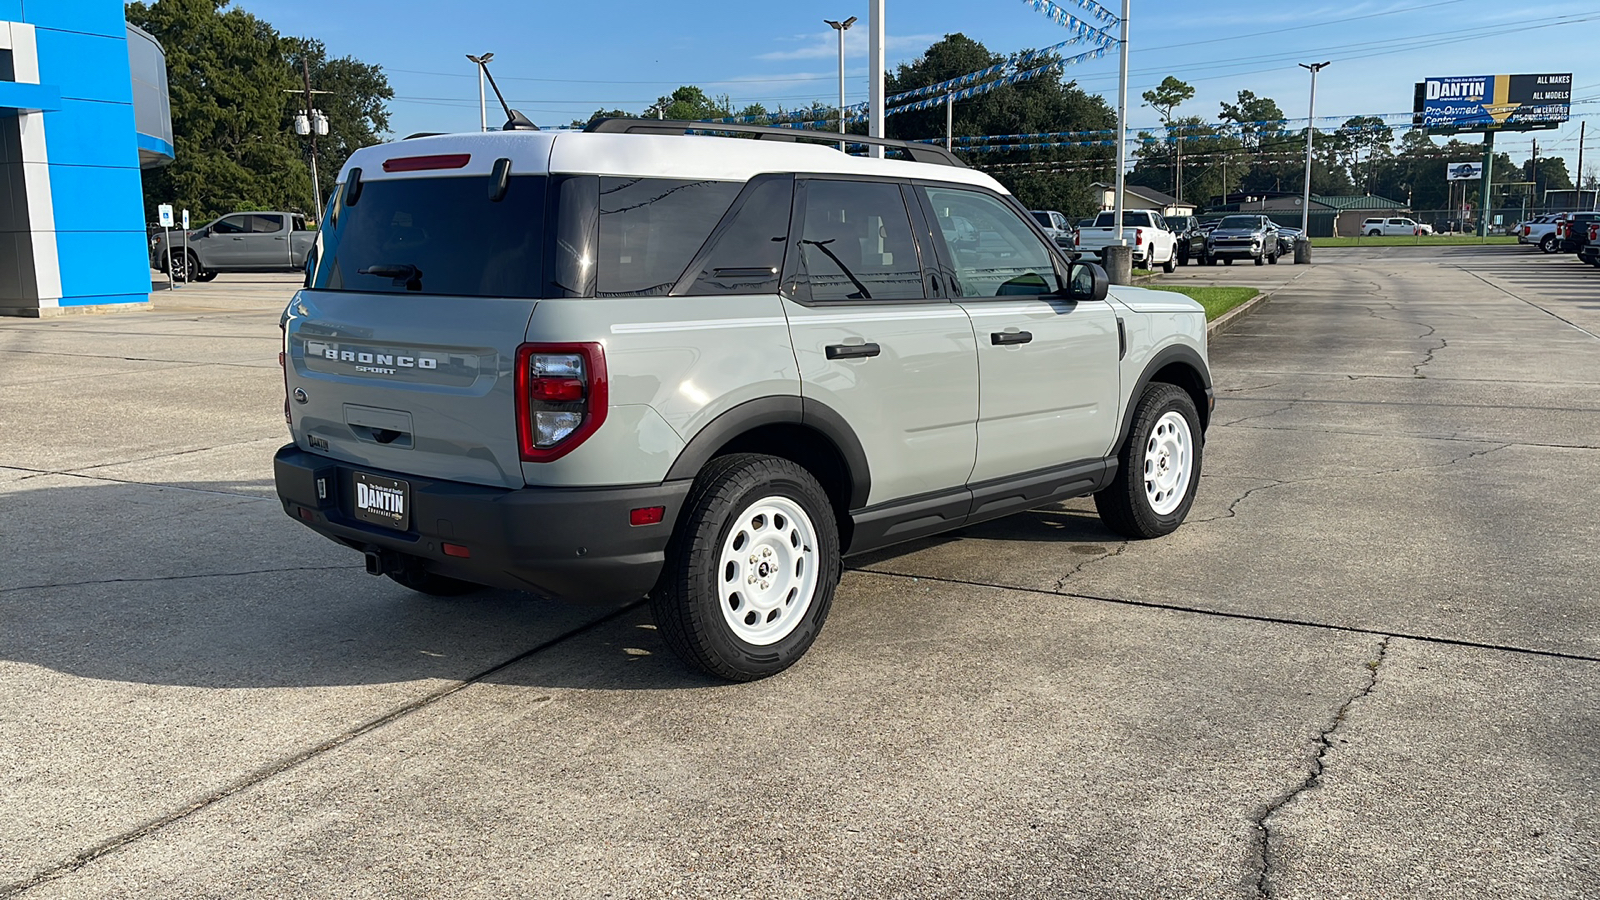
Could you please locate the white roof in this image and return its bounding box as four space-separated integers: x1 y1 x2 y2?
337 129 1008 194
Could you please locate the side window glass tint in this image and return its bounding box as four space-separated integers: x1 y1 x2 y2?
252 214 284 233
597 177 742 297
685 176 792 296
213 216 246 234
799 179 922 302
919 185 1060 299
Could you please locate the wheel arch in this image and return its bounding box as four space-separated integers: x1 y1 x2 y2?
1116 344 1213 450
664 397 871 544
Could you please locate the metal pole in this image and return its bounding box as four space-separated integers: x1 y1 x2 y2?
838 24 846 152
303 58 323 225
478 66 487 132
868 0 884 158
1112 0 1129 245
162 224 172 290
1298 62 1329 235
1576 121 1586 209
1477 131 1494 237
1175 128 1182 206
945 93 953 151
180 225 189 286
1531 137 1538 210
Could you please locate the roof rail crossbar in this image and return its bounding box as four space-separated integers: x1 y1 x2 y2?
583 117 966 168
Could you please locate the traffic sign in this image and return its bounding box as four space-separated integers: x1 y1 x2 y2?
181 209 189 229
158 204 173 227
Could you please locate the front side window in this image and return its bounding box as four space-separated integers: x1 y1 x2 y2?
212 216 248 234
310 174 546 297
797 179 922 302
596 177 742 296
919 185 1060 299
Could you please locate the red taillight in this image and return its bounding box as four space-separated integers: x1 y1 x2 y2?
515 342 608 463
630 506 665 526
442 542 471 558
382 153 471 173
1135 230 1143 246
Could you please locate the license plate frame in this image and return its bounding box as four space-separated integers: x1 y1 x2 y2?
352 471 411 531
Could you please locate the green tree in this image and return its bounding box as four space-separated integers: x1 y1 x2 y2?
283 37 394 201
1138 76 1195 200
127 0 313 222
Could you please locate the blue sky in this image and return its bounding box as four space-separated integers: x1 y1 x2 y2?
234 0 1599 180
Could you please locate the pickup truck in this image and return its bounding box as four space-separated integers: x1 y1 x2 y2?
1164 215 1206 266
1361 216 1433 237
1516 214 1561 253
1030 209 1076 250
1584 221 1600 266
1557 212 1600 256
1203 214 1280 266
1074 210 1179 272
151 211 316 282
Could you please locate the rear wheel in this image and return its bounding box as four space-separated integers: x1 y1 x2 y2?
651 454 840 681
1539 234 1558 253
1095 383 1202 539
1161 249 1176 274
1368 229 1382 236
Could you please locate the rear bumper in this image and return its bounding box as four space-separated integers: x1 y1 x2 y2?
274 445 689 602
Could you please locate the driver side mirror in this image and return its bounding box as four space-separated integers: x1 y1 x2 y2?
1065 260 1109 302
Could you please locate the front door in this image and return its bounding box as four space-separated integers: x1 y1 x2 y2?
781 177 978 509
195 214 252 268
913 183 1121 485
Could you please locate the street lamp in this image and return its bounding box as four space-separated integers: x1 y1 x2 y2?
823 16 856 152
1298 61 1330 235
466 52 494 133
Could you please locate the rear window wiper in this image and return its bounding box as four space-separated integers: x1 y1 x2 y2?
357 264 423 291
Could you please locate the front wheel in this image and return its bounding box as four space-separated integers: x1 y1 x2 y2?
168 250 201 282
1254 253 1265 266
1267 251 1279 265
651 454 841 681
1095 383 1202 539
1539 234 1558 253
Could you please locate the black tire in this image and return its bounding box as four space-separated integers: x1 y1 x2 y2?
1267 251 1279 265
1223 258 1233 266
1539 234 1557 253
168 250 200 282
386 567 485 597
1161 251 1176 274
1095 383 1203 539
651 453 841 681
1177 249 1188 267
1368 229 1382 236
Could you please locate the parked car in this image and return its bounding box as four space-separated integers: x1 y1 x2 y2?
273 118 1213 681
1361 217 1432 237
151 211 316 281
1557 212 1600 255
1584 222 1600 266
1274 225 1304 258
1030 209 1076 250
1204 215 1280 266
1517 214 1562 253
1164 215 1206 266
1074 210 1179 272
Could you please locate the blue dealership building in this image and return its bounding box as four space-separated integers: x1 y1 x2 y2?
1 0 171 316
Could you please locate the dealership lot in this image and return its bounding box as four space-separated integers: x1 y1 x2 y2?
1 249 1596 897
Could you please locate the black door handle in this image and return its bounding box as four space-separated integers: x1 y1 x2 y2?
990 331 1033 346
826 342 881 360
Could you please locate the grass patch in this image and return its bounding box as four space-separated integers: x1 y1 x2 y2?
1145 285 1259 321
1130 268 1154 276
1314 235 1518 247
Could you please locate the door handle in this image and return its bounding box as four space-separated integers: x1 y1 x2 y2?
826 342 881 360
990 331 1033 346
274 236 287 241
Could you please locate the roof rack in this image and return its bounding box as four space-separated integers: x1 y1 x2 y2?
583 117 966 168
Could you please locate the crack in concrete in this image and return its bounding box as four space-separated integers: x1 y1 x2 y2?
1216 402 1297 428
1412 335 1448 378
1252 636 1391 899
0 566 356 596
1052 543 1127 591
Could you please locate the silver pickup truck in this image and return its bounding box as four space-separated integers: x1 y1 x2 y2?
151 211 316 282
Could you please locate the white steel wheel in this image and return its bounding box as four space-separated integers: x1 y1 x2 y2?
716 495 819 646
1143 410 1193 516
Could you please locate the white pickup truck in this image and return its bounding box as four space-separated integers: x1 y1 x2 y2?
1074 210 1178 272
1516 215 1561 253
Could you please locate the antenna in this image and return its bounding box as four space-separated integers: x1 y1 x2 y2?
474 57 538 131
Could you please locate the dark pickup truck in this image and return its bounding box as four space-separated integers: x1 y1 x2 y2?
1557 212 1600 256
151 211 316 282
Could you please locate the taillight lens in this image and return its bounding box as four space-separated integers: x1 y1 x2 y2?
1135 230 1143 246
515 342 607 462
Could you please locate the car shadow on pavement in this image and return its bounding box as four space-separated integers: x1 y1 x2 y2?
848 504 1117 570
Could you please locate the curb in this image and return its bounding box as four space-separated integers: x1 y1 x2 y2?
1206 291 1267 337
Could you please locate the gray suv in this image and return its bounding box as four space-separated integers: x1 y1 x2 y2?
274 119 1213 680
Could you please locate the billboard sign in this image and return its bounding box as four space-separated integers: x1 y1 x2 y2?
1447 162 1484 181
1414 74 1570 133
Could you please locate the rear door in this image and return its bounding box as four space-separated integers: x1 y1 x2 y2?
914 182 1120 487
782 177 979 509
242 213 287 266
286 170 549 489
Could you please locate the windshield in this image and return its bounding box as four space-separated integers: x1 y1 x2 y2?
310 174 547 297
1217 216 1263 229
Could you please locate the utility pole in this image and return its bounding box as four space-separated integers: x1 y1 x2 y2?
1174 126 1182 206
466 53 494 133
868 0 884 158
946 93 953 151
1476 131 1495 237
824 17 855 153
1575 121 1586 209
1298 61 1330 235
1112 0 1129 246
286 60 332 223
1531 136 1538 211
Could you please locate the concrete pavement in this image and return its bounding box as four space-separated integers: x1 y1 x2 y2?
1 253 1596 898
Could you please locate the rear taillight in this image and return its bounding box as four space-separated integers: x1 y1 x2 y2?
1135 230 1143 246
515 343 607 462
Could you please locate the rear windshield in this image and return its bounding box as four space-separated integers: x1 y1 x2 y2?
1094 212 1153 226
1217 216 1263 229
310 175 546 297
1031 212 1053 228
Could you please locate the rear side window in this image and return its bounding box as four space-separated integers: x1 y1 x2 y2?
310 175 546 297
250 214 283 233
796 179 922 302
597 177 742 296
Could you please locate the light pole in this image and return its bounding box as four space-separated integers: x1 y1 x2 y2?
466 52 494 133
824 16 856 152
1298 61 1330 235
1112 0 1130 247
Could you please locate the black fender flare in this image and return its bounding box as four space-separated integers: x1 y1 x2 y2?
664 396 872 510
1116 343 1213 450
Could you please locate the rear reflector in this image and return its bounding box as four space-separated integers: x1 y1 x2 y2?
443 542 472 558
297 507 314 521
630 506 665 526
382 153 471 173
